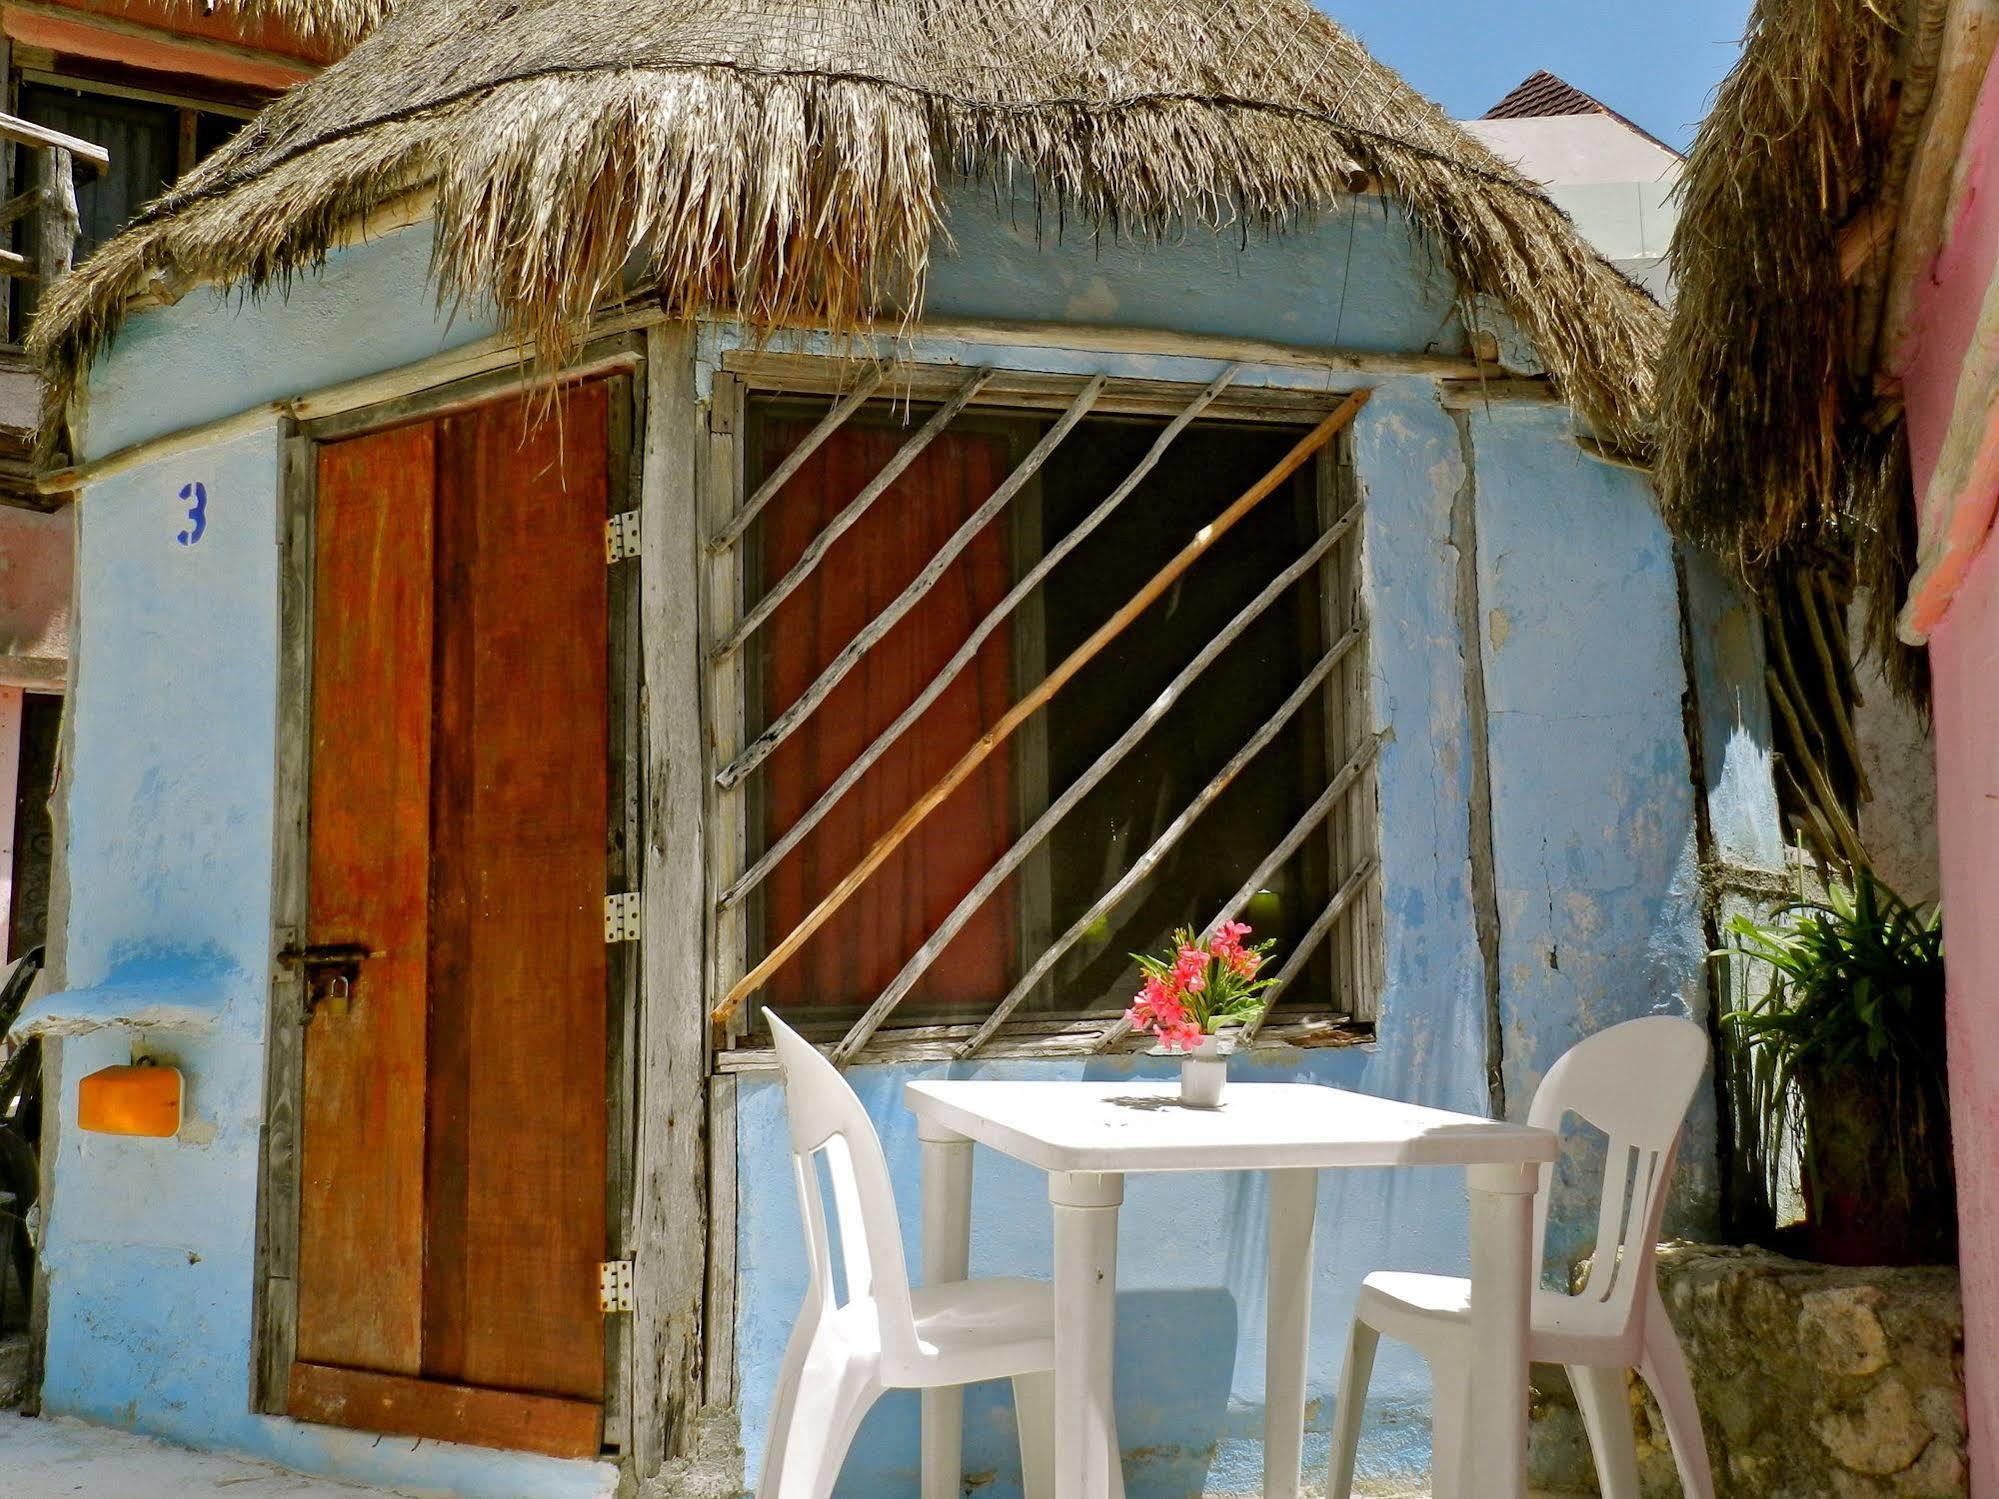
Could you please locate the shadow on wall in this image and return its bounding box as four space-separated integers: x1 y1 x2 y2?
831 1289 1239 1499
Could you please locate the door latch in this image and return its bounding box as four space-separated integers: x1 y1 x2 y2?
278 942 378 1021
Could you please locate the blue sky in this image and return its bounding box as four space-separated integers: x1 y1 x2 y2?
1325 0 1753 152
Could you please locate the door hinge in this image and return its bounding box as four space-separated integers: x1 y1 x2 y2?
604 511 641 563
603 891 642 943
599 1260 634 1314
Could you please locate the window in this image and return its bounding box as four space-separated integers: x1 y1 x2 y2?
10 79 250 337
708 366 1381 1058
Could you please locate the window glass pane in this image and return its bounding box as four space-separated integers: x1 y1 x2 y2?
194 110 247 163
19 84 176 260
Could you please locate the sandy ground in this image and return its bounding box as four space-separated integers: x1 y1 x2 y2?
0 1412 428 1498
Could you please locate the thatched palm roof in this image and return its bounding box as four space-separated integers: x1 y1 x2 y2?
1656 0 1960 694
37 0 1661 452
1658 0 1907 568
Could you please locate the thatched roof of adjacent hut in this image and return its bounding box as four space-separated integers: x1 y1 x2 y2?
36 0 1662 455
1657 0 1956 694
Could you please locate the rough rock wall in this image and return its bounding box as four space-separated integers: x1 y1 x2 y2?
1530 1244 1966 1498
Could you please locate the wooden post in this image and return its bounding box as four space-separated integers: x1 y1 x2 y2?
35 145 76 288
634 323 710 1473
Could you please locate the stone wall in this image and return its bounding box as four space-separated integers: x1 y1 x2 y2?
1529 1244 1966 1498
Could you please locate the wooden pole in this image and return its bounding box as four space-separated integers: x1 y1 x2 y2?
35 145 77 288
709 367 992 662
835 511 1362 1061
958 636 1367 1059
718 375 1106 790
710 387 1371 1024
715 364 1239 913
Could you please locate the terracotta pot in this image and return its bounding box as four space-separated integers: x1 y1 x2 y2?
1797 1057 1956 1266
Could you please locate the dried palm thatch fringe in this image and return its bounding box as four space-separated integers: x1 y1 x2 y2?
180 0 392 46
1657 0 1935 702
32 0 1661 464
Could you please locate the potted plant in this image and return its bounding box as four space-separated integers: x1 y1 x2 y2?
1125 921 1277 1107
1722 868 1954 1265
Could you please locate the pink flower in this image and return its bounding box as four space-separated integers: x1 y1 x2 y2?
1126 972 1193 1040
1172 944 1209 993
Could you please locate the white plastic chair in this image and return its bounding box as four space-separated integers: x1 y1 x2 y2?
1328 1015 1716 1499
758 1009 1059 1499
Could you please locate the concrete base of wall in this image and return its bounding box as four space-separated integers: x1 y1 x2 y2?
1529 1244 1966 1498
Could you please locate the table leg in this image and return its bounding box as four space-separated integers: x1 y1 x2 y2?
1463 1162 1540 1499
920 1128 974 1499
1263 1168 1318 1499
1050 1169 1124 1499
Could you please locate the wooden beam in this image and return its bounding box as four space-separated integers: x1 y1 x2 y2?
715 364 1239 914
705 364 885 555
709 388 1371 1026
1096 729 1387 1050
0 1 319 93
714 1011 1370 1070
833 507 1361 1060
1879 0 1999 365
708 367 994 664
633 324 710 1474
0 108 106 172
904 315 1495 380
958 623 1365 1058
717 374 1105 791
1239 854 1381 1043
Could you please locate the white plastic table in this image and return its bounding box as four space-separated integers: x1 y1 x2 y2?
903 1079 1559 1499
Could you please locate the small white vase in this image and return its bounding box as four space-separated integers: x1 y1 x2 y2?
1179 1029 1238 1108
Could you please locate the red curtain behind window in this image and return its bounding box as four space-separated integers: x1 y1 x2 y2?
759 418 1018 1017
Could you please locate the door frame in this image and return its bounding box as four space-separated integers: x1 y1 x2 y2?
251 336 650 1460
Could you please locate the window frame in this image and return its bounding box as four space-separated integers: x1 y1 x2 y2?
703 355 1382 1066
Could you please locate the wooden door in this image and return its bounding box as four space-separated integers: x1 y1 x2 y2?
289 381 612 1458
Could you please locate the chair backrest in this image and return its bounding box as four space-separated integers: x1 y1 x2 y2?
1526 1016 1708 1334
765 1010 919 1365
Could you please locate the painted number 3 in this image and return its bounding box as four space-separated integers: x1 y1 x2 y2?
176 481 207 546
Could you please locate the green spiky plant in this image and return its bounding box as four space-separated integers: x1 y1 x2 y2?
1721 866 1955 1265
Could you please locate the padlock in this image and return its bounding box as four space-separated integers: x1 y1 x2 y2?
321 971 353 1021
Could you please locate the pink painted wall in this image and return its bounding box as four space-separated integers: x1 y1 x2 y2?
0 504 72 687
1894 45 1999 1498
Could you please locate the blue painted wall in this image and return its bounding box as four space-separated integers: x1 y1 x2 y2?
37 180 1764 1498
1465 406 1720 1250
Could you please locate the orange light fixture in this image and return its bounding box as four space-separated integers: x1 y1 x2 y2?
78 1063 183 1138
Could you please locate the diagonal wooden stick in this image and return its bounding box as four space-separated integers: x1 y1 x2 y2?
718 375 1106 791
710 387 1370 1026
714 363 1239 912
709 366 993 662
705 363 886 555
